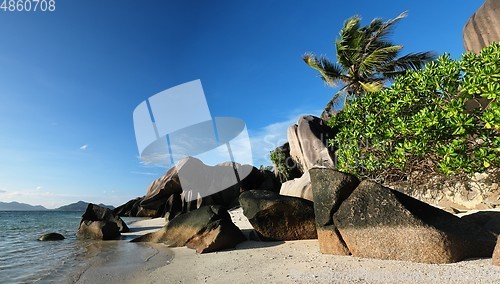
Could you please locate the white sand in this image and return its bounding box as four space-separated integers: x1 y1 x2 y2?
75 209 500 284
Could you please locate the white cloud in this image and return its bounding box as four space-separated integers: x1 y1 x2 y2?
80 144 88 151
35 186 43 191
0 189 6 193
249 109 322 167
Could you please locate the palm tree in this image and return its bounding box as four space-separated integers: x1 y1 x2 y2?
304 12 435 120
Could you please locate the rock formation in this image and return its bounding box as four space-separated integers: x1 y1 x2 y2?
333 181 496 263
463 0 500 54
132 205 245 253
287 115 336 173
239 190 317 241
77 203 128 240
309 168 359 255
119 157 280 219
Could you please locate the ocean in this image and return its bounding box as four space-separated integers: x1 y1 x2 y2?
0 211 163 284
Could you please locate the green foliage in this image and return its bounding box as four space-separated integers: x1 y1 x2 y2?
329 42 500 181
269 150 290 182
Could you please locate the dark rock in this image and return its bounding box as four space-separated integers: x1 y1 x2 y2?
334 181 497 263
239 190 317 241
114 197 144 217
463 0 500 54
460 211 500 235
185 218 246 253
80 203 129 233
310 168 359 255
493 236 500 266
38 233 65 241
288 115 336 173
76 220 120 240
132 205 245 253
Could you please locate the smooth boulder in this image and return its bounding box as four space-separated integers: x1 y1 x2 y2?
288 115 336 173
132 205 245 253
309 168 359 255
80 203 129 233
38 233 65 241
463 0 500 54
239 190 317 241
334 181 497 263
279 171 313 202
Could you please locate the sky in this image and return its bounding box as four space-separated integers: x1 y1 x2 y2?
0 0 485 208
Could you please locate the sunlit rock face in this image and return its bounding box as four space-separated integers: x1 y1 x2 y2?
463 0 500 54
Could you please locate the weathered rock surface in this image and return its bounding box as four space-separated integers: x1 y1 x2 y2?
463 0 500 54
185 218 246 253
309 168 359 255
279 171 313 202
77 220 121 240
239 190 317 241
80 203 129 233
287 115 336 173
113 197 144 217
38 233 65 241
137 157 280 218
334 181 497 263
132 205 245 253
493 236 500 266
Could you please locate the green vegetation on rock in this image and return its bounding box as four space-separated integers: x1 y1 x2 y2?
328 42 500 181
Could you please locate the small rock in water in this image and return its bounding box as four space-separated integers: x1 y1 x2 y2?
38 233 65 241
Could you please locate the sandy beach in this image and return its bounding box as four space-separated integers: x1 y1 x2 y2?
73 208 500 284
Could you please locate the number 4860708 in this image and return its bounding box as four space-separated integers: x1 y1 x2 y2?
0 0 56 12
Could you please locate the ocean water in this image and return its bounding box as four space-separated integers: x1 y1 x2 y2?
0 211 165 284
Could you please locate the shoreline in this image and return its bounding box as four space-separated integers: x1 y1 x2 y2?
73 208 500 284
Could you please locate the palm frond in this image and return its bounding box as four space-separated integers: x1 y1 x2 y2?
303 53 344 86
359 45 403 76
380 51 436 79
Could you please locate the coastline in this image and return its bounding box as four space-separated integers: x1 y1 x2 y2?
73 208 500 284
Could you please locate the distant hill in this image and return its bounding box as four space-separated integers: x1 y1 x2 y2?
55 201 115 211
0 201 48 211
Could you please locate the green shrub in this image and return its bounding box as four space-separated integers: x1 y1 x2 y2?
329 42 500 181
270 150 290 182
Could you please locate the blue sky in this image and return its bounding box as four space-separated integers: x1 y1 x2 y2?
0 0 484 208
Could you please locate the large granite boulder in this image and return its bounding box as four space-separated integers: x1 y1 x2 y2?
288 116 336 173
334 181 497 263
76 220 120 240
132 205 245 253
279 171 313 202
139 157 280 218
239 190 317 241
80 203 129 233
463 0 500 54
493 236 500 266
309 168 359 255
38 233 65 241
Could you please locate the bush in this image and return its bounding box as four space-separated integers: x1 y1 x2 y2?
329 42 500 182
